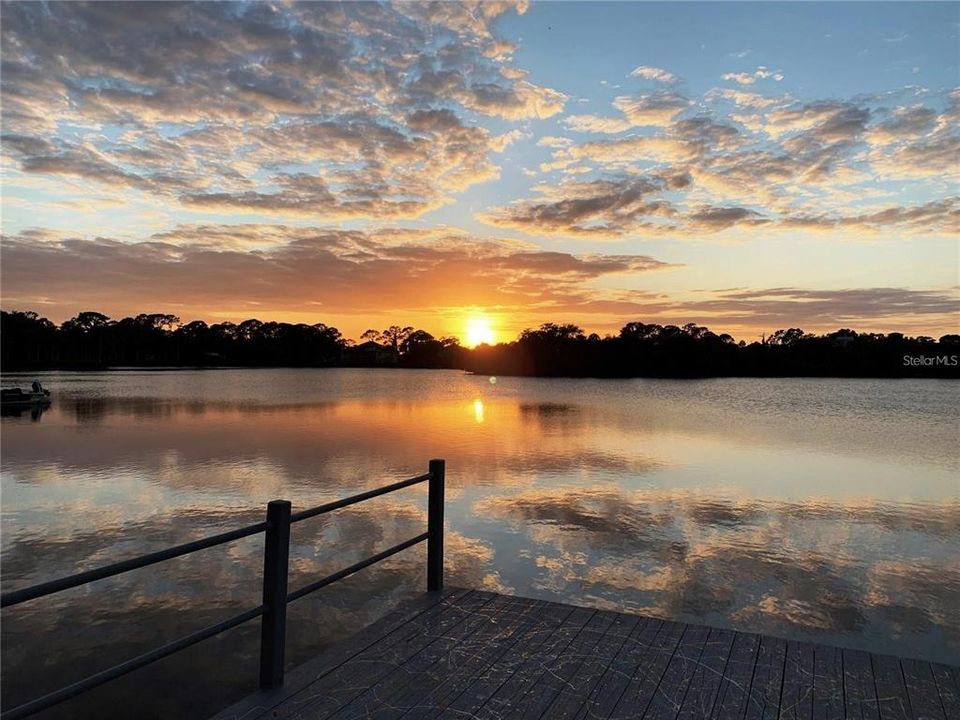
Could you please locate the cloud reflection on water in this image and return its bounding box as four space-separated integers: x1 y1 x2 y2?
1 370 957 717
475 486 959 661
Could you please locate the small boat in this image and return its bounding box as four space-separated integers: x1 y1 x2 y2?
1 382 52 407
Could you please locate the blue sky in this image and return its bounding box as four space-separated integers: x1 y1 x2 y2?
1 2 957 340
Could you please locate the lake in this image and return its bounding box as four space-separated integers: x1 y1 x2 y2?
1 369 958 718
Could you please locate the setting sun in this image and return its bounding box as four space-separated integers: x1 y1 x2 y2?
464 315 496 347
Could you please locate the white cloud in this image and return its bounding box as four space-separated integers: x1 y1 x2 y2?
629 66 679 84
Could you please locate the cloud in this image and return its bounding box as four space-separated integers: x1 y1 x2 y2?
479 174 694 236
780 198 960 234
706 88 784 110
563 115 634 134
0 1 564 221
612 91 692 126
0 225 675 321
671 286 960 329
722 66 785 85
537 136 573 149
489 85 958 237
562 92 692 135
629 66 680 84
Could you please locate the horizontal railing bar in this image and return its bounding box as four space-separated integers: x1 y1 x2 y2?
286 532 429 604
289 473 431 524
1 604 267 720
1 521 271 609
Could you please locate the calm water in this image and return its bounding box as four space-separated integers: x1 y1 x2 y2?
1 369 958 718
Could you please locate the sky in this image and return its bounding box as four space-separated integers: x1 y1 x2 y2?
1 1 958 344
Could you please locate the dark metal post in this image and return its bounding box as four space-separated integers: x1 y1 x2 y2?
427 459 445 592
259 499 291 688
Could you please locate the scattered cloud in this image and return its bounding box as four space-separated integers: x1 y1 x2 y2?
722 66 785 85
629 66 680 84
0 2 564 221
613 91 693 126
487 84 959 238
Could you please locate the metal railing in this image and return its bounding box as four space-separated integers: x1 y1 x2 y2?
0 459 446 720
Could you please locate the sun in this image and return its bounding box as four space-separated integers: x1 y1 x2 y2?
464 315 496 347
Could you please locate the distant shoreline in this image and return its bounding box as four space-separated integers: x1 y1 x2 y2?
1 364 956 380
4 311 958 380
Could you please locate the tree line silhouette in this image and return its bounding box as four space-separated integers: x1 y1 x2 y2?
2 310 957 377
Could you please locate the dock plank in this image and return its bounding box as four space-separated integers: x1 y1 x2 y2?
434 600 575 719
873 654 912 720
324 593 520 720
812 643 844 720
512 609 619 720
209 589 958 720
609 619 687 719
744 634 786 720
276 590 495 719
573 616 661 719
209 587 468 720
780 640 815 720
394 601 546 720
373 596 545 719
844 649 881 720
900 659 946 720
930 663 960 719
715 631 762 720
542 610 642 720
676 627 736 719
469 605 595 720
642 623 710 720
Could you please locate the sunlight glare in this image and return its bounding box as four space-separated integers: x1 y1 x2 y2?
465 315 495 347
473 398 485 424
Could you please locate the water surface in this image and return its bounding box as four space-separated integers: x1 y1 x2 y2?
2 369 958 718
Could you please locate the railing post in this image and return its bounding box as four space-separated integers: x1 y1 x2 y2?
427 459 445 592
259 499 291 689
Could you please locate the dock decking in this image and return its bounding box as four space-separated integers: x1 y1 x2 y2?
212 587 960 720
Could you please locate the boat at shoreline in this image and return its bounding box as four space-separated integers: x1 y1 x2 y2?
1 385 52 406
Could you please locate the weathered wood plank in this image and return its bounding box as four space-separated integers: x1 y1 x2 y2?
360 595 546 720
715 631 762 720
642 623 710 720
276 590 495 719
433 600 576 719
324 593 521 720
930 663 960 719
900 659 946 720
210 590 959 720
843 648 881 720
872 654 912 720
208 587 468 720
572 616 661 720
393 598 548 720
743 634 786 720
542 610 643 720
779 640 815 720
511 609 619 720
608 619 687 719
676 627 736 720
469 605 595 720
812 643 844 720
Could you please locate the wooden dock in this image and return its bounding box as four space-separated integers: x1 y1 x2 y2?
211 587 959 720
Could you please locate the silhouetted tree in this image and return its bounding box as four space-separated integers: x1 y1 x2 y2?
361 325 414 355
1 310 957 377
